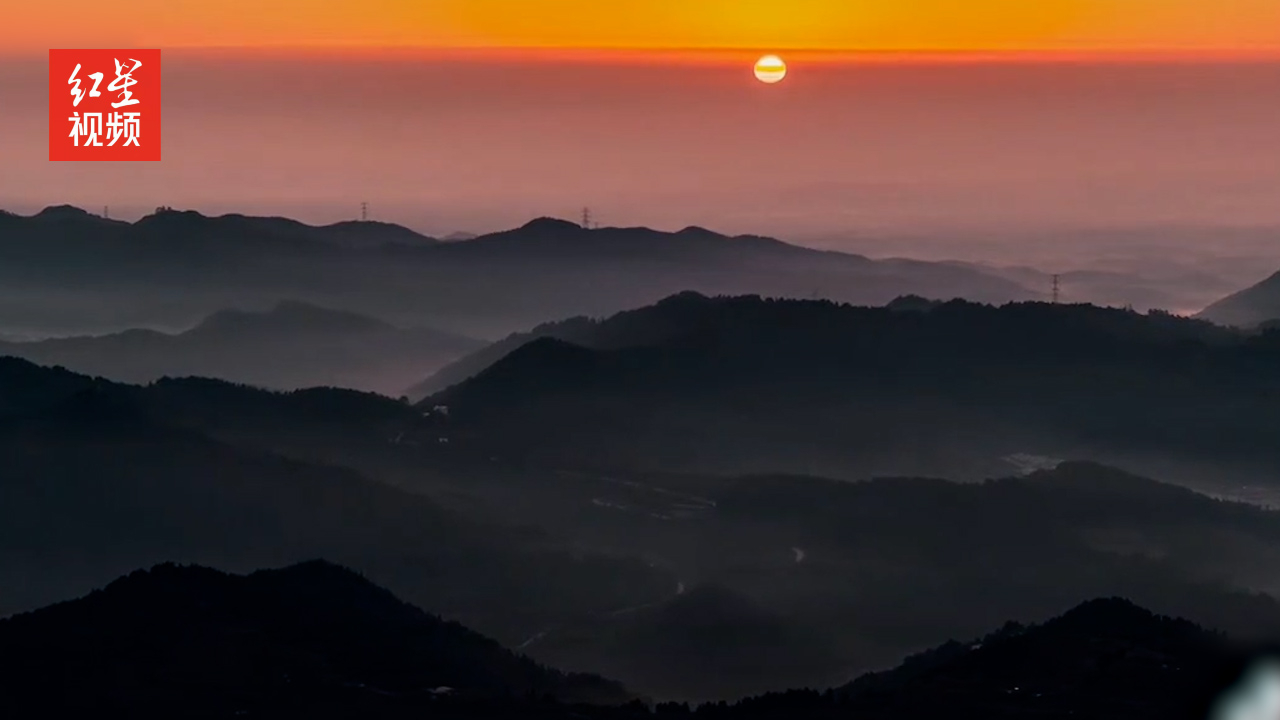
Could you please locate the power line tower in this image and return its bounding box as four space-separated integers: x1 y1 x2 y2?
581 207 592 229
360 202 369 222
1051 274 1061 305
103 206 109 219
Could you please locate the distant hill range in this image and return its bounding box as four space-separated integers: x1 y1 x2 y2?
0 561 1253 720
1198 269 1280 327
418 292 1280 481
947 260 1243 316
0 301 482 396
0 206 1037 338
0 205 438 251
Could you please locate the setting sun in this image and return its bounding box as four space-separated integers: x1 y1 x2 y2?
753 55 787 83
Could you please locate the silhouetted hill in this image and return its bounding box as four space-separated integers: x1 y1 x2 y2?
0 568 1260 720
0 301 483 395
312 219 438 248
703 462 1280 647
410 293 950 398
0 358 672 653
0 206 1035 338
412 451 1280 699
459 218 813 262
422 293 1266 479
832 597 1231 719
407 317 605 398
127 209 437 251
195 300 393 335
7 358 1280 702
0 561 629 718
1199 269 1280 327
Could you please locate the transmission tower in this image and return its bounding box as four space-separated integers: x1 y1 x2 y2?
581 207 592 229
1051 274 1061 305
103 205 109 219
361 202 369 222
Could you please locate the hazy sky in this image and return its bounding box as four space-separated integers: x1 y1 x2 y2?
8 0 1280 52
4 51 1278 243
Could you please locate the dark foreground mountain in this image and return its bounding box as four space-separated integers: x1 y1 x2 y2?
1199 268 1280 327
422 293 1277 483
9 358 1280 701
0 207 1035 338
0 564 1259 720
833 597 1239 720
0 561 628 719
0 359 671 651
0 300 482 396
503 460 1280 700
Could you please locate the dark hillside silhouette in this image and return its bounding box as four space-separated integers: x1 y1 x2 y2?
7 351 1280 699
424 293 1270 480
0 564 1256 720
832 598 1232 720
0 363 673 650
0 207 1036 338
0 562 630 719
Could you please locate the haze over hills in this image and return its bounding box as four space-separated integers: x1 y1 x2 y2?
0 206 1038 338
501 460 1280 699
1198 270 1280 328
944 260 1244 316
0 300 483 396
824 224 1280 317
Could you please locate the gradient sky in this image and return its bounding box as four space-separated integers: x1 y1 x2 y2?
8 0 1280 53
3 1 1279 275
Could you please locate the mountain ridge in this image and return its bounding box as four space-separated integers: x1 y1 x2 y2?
1198 269 1280 327
0 300 483 396
416 293 1275 480
0 205 1038 338
0 560 633 717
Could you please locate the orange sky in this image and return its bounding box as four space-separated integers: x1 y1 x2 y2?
10 0 1280 54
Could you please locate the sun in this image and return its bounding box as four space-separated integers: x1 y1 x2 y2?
754 55 787 84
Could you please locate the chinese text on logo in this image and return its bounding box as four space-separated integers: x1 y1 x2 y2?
49 49 161 161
